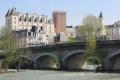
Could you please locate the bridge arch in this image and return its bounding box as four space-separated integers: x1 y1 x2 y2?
62 50 85 70
9 56 33 69
33 53 59 69
104 50 120 70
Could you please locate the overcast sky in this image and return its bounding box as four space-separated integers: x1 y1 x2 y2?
0 0 120 27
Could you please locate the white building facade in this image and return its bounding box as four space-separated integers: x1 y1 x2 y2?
66 26 76 38
107 21 120 40
5 7 56 47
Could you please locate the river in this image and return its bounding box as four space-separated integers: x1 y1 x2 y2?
0 70 120 80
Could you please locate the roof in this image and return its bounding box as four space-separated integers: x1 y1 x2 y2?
9 7 17 15
12 29 28 37
106 21 120 28
99 11 103 18
5 8 11 17
105 25 114 28
53 11 66 14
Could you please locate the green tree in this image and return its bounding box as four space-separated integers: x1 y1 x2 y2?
68 37 77 43
0 26 18 72
79 15 102 66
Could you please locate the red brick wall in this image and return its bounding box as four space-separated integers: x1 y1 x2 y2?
53 11 66 34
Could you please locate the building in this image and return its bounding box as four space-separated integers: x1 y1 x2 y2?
66 26 76 38
106 21 120 40
53 11 66 34
99 12 106 37
75 26 81 40
5 7 56 47
13 28 48 48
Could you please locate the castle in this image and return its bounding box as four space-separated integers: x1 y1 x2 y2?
5 7 56 47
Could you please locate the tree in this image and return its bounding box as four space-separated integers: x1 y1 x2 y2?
79 15 104 41
79 15 103 66
0 26 18 72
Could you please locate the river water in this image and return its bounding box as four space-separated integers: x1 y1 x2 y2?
0 70 120 80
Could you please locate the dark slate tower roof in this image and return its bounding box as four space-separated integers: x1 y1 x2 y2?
99 11 103 18
10 7 17 15
5 7 17 17
5 8 11 17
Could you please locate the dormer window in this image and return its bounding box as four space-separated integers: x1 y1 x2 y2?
29 17 32 22
24 16 29 21
19 15 24 21
14 17 16 20
40 18 43 23
29 16 34 22
35 17 39 22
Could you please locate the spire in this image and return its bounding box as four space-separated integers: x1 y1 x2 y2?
99 11 103 18
5 8 11 17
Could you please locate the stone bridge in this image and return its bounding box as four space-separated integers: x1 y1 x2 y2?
1 40 120 71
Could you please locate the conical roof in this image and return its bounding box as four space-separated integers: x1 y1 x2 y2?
99 11 103 18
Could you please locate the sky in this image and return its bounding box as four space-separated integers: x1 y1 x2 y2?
0 0 120 27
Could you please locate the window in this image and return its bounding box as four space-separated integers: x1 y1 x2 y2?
14 21 16 24
29 37 31 41
41 26 43 30
22 22 23 25
14 17 16 20
14 26 16 29
40 18 43 23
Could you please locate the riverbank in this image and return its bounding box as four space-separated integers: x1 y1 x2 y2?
0 69 25 74
0 69 5 74
1 68 120 74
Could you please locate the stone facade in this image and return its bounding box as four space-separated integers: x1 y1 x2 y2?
106 21 120 40
66 26 76 38
5 7 56 47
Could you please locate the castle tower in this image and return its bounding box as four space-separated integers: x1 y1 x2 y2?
5 7 56 47
53 11 67 34
5 7 19 30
